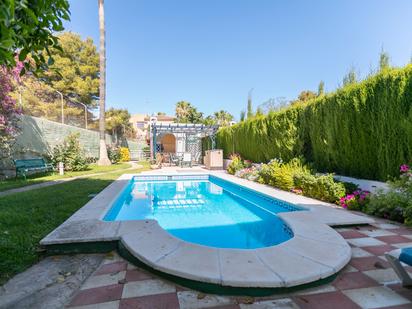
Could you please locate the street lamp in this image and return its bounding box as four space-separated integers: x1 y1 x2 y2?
55 90 64 124
77 101 88 129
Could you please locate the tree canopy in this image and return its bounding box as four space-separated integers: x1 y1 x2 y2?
0 0 70 72
175 101 203 123
105 108 134 140
203 110 234 126
39 32 99 106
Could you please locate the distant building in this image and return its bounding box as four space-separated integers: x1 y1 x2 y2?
129 114 175 141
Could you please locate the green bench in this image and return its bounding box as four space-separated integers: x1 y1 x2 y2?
14 158 54 179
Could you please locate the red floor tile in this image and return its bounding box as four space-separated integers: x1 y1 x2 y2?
94 261 128 275
389 228 412 236
376 235 412 244
119 293 180 309
363 244 396 256
339 230 367 239
68 284 123 307
332 271 379 290
294 291 360 309
125 268 154 282
349 256 391 271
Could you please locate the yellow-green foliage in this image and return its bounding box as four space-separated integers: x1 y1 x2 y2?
119 147 130 162
258 158 309 191
212 66 412 180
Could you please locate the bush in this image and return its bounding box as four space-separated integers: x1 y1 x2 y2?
107 146 121 164
209 66 412 180
366 164 412 225
258 158 309 191
339 190 370 211
293 173 346 203
227 154 245 175
340 181 360 194
235 164 262 181
119 147 131 162
51 133 89 171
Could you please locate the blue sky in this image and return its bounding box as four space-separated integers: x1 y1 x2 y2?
65 0 412 119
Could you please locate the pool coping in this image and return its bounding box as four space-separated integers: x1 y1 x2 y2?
40 171 374 289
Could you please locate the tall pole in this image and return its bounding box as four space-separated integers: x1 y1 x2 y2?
97 0 111 165
78 102 88 129
56 90 64 124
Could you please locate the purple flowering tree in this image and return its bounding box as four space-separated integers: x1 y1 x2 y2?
0 66 22 160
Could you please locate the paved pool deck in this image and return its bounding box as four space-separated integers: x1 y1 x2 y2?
4 221 412 308
40 169 374 292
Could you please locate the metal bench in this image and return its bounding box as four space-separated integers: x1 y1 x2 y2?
14 158 54 179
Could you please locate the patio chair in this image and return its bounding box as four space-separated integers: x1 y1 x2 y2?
170 153 181 166
180 152 192 168
193 152 201 165
385 248 412 286
150 153 163 169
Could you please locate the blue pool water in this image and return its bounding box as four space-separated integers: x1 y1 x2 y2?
104 175 301 249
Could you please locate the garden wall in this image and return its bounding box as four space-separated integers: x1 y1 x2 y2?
13 115 114 159
1 116 145 172
211 66 412 181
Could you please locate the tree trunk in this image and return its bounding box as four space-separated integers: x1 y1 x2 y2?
97 0 111 165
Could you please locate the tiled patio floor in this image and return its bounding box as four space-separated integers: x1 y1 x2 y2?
66 220 412 309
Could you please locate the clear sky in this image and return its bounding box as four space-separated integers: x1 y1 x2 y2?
65 0 412 119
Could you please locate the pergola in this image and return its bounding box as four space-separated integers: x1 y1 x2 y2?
150 123 219 161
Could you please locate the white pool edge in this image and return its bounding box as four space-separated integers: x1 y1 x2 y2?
40 171 373 288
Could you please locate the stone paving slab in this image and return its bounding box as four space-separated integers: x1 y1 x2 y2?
62 220 412 308
5 218 412 308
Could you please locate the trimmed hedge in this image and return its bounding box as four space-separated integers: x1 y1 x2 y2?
212 66 412 180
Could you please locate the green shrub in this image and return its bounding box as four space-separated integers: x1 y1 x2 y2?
366 190 408 223
227 154 245 175
258 158 309 191
293 173 346 203
340 181 360 194
365 164 412 225
339 190 370 211
51 133 89 171
206 66 412 180
107 146 121 164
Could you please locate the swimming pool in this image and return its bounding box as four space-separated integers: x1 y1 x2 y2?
104 175 302 249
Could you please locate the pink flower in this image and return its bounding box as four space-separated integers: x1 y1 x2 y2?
400 164 409 173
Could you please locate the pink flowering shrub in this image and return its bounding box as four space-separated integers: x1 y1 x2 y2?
339 190 370 210
0 66 22 160
235 164 262 181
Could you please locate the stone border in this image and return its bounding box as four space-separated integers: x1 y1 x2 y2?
40 170 374 289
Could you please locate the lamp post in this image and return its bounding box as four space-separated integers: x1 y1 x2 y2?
77 101 88 129
55 90 64 124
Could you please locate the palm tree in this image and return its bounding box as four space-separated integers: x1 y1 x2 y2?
97 0 111 165
213 110 234 126
175 101 191 123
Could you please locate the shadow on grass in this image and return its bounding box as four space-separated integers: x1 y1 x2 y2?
0 173 127 285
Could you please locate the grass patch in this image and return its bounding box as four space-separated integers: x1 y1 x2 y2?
0 161 150 285
0 163 132 192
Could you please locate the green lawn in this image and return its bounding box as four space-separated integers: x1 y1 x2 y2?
0 161 150 285
0 162 132 192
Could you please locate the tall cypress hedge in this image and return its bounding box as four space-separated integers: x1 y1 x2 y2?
211 65 412 181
